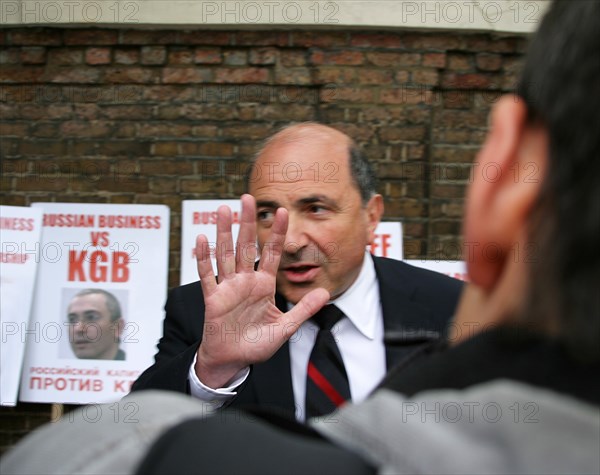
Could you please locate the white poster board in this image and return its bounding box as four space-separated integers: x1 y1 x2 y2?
19 203 170 404
180 200 241 286
0 206 43 406
180 200 403 285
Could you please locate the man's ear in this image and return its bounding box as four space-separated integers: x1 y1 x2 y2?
464 95 548 290
365 194 384 244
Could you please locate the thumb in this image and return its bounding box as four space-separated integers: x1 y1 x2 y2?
284 288 330 328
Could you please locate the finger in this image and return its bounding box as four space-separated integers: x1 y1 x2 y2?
284 288 330 330
215 205 235 282
196 234 217 296
258 207 288 276
236 194 258 273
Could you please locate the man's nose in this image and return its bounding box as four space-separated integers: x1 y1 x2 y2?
283 213 309 254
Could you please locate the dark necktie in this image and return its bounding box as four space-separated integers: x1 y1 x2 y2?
305 305 351 419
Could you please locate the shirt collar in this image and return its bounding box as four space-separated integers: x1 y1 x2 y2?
330 252 380 340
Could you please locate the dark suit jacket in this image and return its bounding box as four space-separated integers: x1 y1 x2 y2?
132 256 463 417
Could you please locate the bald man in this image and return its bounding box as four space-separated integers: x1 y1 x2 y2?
132 123 463 420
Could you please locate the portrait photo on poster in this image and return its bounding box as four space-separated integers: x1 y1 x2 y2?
59 287 130 361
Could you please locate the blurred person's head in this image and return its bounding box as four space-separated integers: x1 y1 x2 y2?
67 289 124 360
247 123 383 304
462 0 599 361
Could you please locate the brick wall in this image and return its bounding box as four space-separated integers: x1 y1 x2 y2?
0 27 527 451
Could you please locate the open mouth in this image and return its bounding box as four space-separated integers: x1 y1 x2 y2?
282 264 320 283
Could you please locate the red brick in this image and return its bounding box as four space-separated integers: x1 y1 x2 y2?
488 37 519 54
48 48 84 65
314 67 355 84
441 73 496 89
198 142 234 156
149 178 178 193
291 32 346 48
411 69 439 86
138 123 192 138
142 86 195 102
384 199 427 218
350 33 404 48
379 126 426 141
447 53 472 71
178 142 199 155
180 178 228 194
441 90 473 109
44 67 100 84
431 183 468 199
280 50 306 67
310 50 364 66
403 34 462 51
20 47 46 65
102 105 153 120
180 31 232 46
221 124 271 139
141 46 167 65
214 68 269 84
356 69 394 85
64 30 118 45
321 87 374 103
0 67 45 83
256 104 315 122
162 68 212 84
432 146 478 163
60 121 112 137
0 48 20 64
16 177 70 192
104 67 156 84
31 123 59 138
168 49 194 65
0 122 28 136
223 50 247 66
85 47 111 65
192 125 219 137
235 32 288 47
423 53 446 68
114 48 139 65
151 142 178 156
140 160 194 175
194 48 222 64
120 30 179 45
96 176 148 193
249 48 277 65
274 67 311 85
9 30 62 46
476 53 503 72
366 52 420 67
379 88 433 105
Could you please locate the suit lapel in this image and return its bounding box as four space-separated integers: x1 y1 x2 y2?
373 257 443 370
246 292 296 416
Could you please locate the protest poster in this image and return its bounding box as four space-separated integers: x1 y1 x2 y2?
0 206 43 406
368 222 403 260
180 200 403 285
18 203 170 404
404 259 468 282
180 200 241 286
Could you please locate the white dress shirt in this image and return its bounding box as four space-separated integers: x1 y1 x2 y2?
188 251 387 421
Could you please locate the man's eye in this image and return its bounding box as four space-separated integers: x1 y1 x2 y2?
257 210 275 222
84 314 101 323
308 205 327 214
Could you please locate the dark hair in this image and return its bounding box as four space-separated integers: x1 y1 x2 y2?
245 122 377 205
517 0 600 361
73 289 122 322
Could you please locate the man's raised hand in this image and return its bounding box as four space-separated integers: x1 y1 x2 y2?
194 194 329 388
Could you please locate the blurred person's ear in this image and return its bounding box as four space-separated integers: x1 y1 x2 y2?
464 95 548 291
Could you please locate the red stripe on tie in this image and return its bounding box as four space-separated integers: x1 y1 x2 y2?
307 362 346 407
